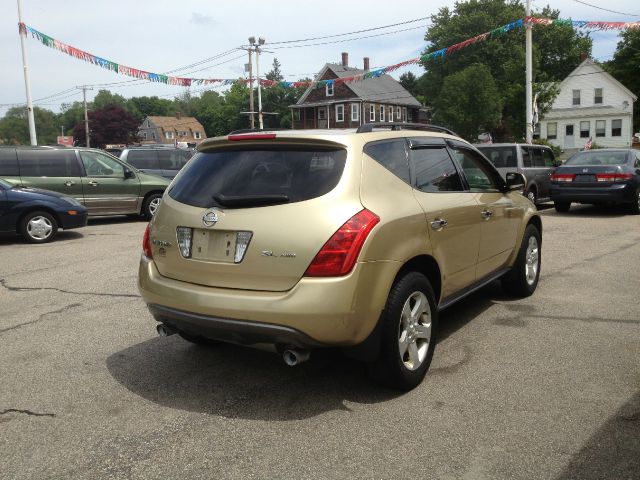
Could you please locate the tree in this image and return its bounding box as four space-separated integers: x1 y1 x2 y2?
126 96 175 119
0 106 60 145
72 105 139 148
419 0 592 140
92 89 127 110
266 58 283 82
605 29 640 132
399 72 419 97
434 64 503 141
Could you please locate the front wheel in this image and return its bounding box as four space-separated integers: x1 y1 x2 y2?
142 193 163 219
502 224 541 297
19 211 58 244
370 272 438 391
526 188 537 206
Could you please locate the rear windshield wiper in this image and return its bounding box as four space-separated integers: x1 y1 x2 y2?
212 194 290 208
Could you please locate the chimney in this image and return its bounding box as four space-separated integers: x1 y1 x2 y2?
341 52 348 67
580 52 588 62
363 57 370 71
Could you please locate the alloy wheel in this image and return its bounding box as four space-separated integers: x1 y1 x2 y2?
27 216 53 240
397 291 432 371
525 235 539 285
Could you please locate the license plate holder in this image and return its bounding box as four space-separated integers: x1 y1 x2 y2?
191 229 236 262
575 174 595 182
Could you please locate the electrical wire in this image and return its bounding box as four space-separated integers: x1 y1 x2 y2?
571 0 640 17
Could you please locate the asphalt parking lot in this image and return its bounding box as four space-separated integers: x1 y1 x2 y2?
1 205 639 480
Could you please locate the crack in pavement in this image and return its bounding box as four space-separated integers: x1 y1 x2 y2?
0 303 83 335
0 408 55 418
0 278 140 299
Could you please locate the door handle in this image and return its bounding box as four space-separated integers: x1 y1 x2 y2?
88 181 99 187
64 180 75 187
481 209 493 220
430 218 448 230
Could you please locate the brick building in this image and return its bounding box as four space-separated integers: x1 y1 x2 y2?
290 52 424 129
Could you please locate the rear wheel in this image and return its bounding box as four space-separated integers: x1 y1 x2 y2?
19 211 58 244
554 201 570 213
628 189 640 215
370 272 437 391
526 188 537 206
142 193 163 219
502 224 541 297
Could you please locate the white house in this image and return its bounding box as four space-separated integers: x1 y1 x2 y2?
539 58 636 150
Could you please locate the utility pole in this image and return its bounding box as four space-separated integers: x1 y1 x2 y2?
78 85 93 147
245 39 255 129
255 37 265 130
17 0 37 145
525 0 533 144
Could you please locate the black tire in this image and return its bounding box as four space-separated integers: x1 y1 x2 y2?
502 224 541 298
142 193 163 220
554 201 570 213
370 272 438 391
628 189 640 215
19 211 58 244
178 331 221 346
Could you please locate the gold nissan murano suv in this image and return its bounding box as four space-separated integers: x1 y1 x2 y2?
138 124 542 390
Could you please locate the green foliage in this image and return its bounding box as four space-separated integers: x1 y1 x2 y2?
0 106 60 145
419 0 592 140
266 58 284 82
433 64 503 141
604 28 640 132
533 138 561 158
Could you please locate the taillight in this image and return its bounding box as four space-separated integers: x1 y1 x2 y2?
228 133 276 141
595 172 633 183
142 223 153 259
304 209 380 277
550 173 575 182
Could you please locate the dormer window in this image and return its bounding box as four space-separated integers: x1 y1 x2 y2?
326 82 334 97
594 88 603 104
165 131 175 140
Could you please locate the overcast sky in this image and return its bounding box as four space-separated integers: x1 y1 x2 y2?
2 0 639 118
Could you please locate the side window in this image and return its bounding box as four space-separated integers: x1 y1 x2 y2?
0 149 19 176
126 150 159 170
410 147 463 192
80 151 125 177
531 148 545 167
363 140 410 184
542 148 555 167
449 146 499 192
158 150 184 170
17 150 80 177
635 152 640 168
521 147 533 168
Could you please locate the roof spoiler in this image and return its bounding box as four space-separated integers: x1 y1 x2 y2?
356 122 458 137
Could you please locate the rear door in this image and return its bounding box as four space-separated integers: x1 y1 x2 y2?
15 149 84 200
407 137 480 298
124 150 162 177
79 150 140 214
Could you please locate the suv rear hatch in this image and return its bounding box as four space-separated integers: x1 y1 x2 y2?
150 137 363 292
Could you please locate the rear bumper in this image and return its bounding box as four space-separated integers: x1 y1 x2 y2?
59 211 88 229
138 256 398 346
550 184 635 204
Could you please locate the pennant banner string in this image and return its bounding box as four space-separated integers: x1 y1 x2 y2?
17 19 640 91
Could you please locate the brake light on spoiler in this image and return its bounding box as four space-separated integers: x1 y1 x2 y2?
228 133 277 141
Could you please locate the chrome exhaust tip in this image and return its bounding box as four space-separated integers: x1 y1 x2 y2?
282 349 310 366
156 323 177 337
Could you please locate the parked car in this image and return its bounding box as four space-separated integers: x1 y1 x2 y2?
0 178 88 243
550 148 640 214
119 145 193 179
475 143 558 205
139 124 542 390
0 146 171 219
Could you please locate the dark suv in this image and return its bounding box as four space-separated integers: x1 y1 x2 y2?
119 146 193 179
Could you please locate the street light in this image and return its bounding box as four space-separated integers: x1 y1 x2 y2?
255 37 265 129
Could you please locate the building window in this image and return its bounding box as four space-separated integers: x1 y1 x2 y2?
318 107 326 120
611 119 622 136
594 88 603 104
572 90 580 106
351 104 359 122
335 104 344 122
397 106 401 120
152 133 156 140
293 109 301 121
565 125 574 136
380 105 385 122
180 131 188 137
142 132 147 140
402 107 407 122
370 105 375 122
580 121 590 138
596 120 606 137
389 107 394 122
193 131 202 139
326 82 334 97
547 122 557 139
165 131 174 140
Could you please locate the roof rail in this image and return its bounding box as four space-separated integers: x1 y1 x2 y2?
227 128 289 135
356 122 459 137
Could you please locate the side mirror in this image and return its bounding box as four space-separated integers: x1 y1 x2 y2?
124 168 135 179
505 172 526 191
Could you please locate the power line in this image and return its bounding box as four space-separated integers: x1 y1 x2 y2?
571 0 640 17
267 16 430 45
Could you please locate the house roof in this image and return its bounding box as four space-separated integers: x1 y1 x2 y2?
296 63 422 107
560 58 637 101
145 116 205 132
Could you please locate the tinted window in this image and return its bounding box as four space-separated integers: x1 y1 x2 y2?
169 147 347 208
17 149 80 177
364 140 410 184
158 150 188 170
565 151 629 166
411 147 463 192
80 151 125 177
476 146 517 169
542 149 555 167
126 150 159 170
522 147 533 168
449 146 499 192
0 148 19 176
531 148 545 167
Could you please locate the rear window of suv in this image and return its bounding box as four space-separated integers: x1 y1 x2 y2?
476 146 517 169
168 146 347 208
